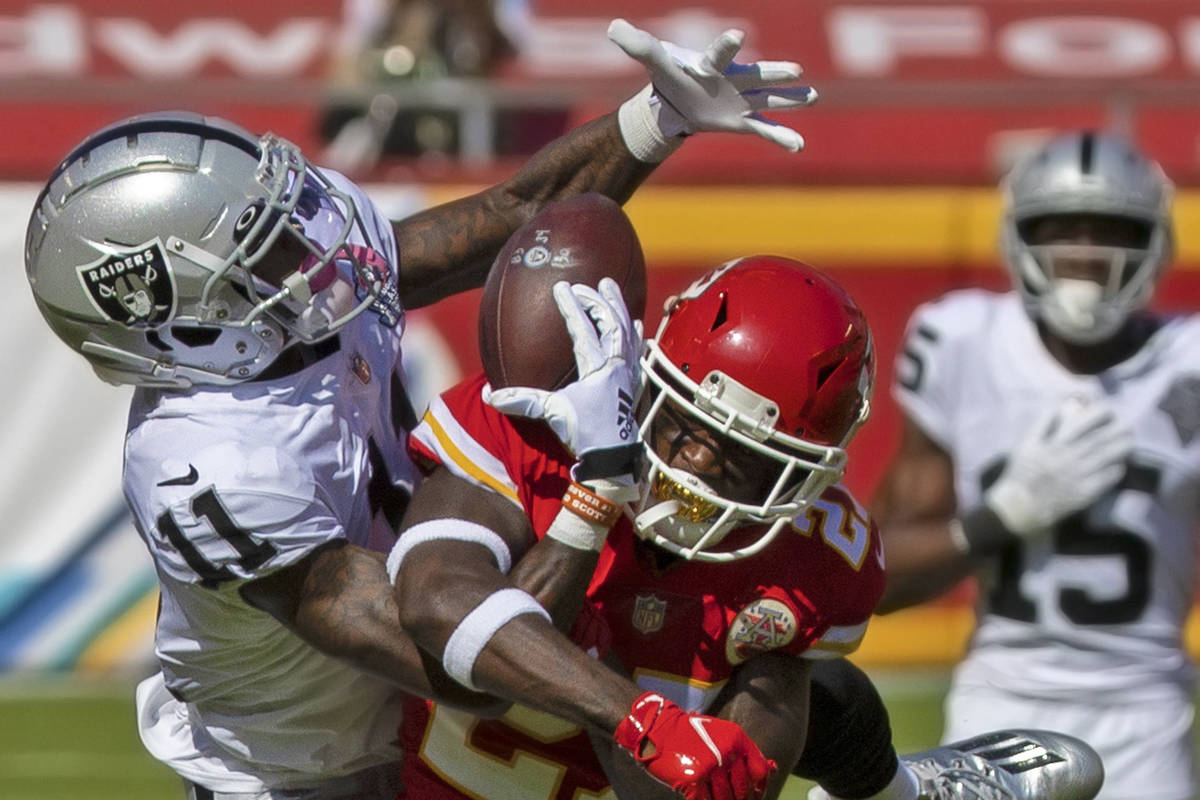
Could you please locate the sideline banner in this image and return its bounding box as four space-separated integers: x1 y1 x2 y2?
0 184 149 673
0 2 1198 182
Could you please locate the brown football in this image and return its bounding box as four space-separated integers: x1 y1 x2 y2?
479 193 647 390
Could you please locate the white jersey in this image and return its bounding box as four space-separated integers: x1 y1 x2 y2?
125 173 419 793
894 289 1200 703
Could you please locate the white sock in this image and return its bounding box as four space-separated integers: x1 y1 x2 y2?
819 762 920 800
867 763 920 800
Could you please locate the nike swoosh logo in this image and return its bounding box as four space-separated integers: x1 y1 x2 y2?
158 464 199 487
689 717 723 766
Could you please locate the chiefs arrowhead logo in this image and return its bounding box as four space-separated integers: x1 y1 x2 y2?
76 239 176 327
725 597 797 665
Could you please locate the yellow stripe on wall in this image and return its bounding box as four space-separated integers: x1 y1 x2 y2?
624 188 996 264
425 185 1200 266
853 605 1200 668
76 589 159 673
57 589 1200 671
852 606 976 668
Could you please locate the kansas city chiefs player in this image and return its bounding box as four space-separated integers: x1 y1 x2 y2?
387 256 881 800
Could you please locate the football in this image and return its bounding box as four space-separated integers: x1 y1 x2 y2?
479 193 647 390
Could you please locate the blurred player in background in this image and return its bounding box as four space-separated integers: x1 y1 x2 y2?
22 20 816 800
390 256 1102 800
872 130 1195 800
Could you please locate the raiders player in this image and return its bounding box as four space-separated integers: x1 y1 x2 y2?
23 20 817 800
873 131 1195 800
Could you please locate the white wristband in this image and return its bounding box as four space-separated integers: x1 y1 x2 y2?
984 479 1040 536
442 588 551 690
546 505 608 552
617 84 685 163
386 519 512 585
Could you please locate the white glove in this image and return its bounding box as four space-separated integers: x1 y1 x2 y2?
609 18 816 162
985 396 1133 536
486 277 643 484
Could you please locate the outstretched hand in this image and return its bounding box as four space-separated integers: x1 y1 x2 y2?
610 18 816 160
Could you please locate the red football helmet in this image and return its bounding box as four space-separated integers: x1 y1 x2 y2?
633 255 875 561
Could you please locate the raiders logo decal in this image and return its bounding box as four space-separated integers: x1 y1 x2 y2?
725 597 797 665
1158 375 1200 446
76 240 176 326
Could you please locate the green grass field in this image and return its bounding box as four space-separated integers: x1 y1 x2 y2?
0 671 950 800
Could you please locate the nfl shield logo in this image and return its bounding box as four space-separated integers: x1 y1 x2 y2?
76 239 176 326
631 595 666 634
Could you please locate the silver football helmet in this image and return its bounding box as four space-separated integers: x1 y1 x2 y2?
25 111 383 387
1001 130 1174 345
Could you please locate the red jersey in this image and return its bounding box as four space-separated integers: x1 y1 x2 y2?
400 372 886 800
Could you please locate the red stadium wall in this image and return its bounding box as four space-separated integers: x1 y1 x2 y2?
2 1 1200 184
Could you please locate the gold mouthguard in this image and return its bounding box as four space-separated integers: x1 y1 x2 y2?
652 473 719 522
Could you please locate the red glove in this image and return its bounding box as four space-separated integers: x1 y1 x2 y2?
613 691 776 800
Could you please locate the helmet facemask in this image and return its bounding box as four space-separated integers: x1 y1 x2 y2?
630 338 849 562
175 134 384 349
1004 213 1166 345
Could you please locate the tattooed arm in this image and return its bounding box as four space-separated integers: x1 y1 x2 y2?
239 540 504 713
394 113 656 309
